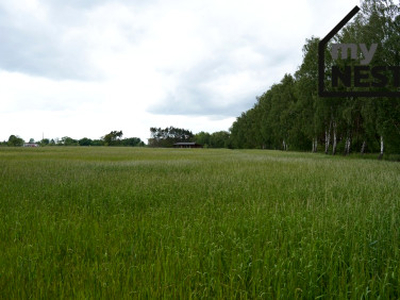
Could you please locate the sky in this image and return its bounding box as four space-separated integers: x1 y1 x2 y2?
0 0 360 143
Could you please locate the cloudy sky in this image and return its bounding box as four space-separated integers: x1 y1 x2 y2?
0 0 359 143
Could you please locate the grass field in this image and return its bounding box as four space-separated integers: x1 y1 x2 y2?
0 147 400 298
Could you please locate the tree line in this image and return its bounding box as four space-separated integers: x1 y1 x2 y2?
148 126 231 148
1 127 233 148
230 0 400 157
1 131 145 147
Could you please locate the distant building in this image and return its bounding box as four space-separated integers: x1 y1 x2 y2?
173 142 203 148
23 143 39 147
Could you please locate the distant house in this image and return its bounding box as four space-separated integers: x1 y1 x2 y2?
23 143 39 147
173 142 203 148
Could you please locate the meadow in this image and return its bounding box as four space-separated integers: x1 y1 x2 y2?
0 147 400 299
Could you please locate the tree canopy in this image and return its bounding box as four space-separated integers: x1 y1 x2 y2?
148 126 194 147
230 0 400 156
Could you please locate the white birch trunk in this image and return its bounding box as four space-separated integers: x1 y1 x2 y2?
312 137 318 153
360 141 366 154
344 135 351 156
283 140 288 151
379 136 384 159
324 129 328 154
324 122 331 155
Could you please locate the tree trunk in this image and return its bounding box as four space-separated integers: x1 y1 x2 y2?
324 129 328 154
378 136 384 160
332 122 337 155
283 140 288 151
324 121 331 154
312 137 318 153
344 135 351 156
360 141 366 154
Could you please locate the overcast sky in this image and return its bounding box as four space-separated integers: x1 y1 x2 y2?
0 0 359 143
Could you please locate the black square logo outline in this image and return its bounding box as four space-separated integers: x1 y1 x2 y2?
318 5 400 98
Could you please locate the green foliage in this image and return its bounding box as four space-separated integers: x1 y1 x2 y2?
194 131 211 147
5 133 144 148
40 138 50 146
78 137 93 146
91 139 105 146
192 131 231 148
103 130 123 146
210 131 230 148
7 135 24 147
60 136 79 146
121 137 145 147
148 126 194 147
230 0 400 156
1 147 400 298
81 134 144 147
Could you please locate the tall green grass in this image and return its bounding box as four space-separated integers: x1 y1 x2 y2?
0 147 399 298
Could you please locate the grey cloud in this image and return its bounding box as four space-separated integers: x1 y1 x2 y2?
0 1 148 80
42 0 156 9
0 29 95 80
149 86 256 118
0 4 97 80
43 0 110 9
147 41 293 118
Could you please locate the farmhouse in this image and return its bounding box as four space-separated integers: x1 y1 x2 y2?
23 143 39 147
173 142 203 148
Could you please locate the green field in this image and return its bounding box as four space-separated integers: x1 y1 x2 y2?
1 147 400 298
